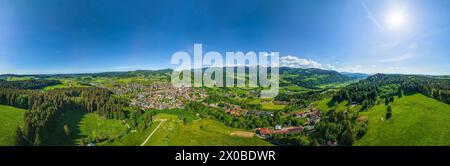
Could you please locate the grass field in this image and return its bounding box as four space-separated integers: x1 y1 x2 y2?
283 85 310 92
313 97 351 113
247 98 286 111
104 113 272 146
47 110 128 145
0 105 26 146
261 102 286 110
247 98 261 105
356 93 450 146
6 76 35 81
43 79 90 90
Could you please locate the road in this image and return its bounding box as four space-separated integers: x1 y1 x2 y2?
140 119 166 146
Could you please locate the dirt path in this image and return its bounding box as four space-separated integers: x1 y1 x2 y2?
140 119 166 146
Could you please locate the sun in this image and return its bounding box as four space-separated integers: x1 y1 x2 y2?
386 9 408 30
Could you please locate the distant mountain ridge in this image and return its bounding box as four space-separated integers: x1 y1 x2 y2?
279 67 365 88
340 72 370 79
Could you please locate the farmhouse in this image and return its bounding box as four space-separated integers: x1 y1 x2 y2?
256 126 304 138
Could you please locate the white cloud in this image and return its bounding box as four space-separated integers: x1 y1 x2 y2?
336 65 363 73
280 55 335 70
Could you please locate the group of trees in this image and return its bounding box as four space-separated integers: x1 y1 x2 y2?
271 132 314 146
180 100 306 130
0 83 127 145
276 90 331 112
331 74 450 107
311 110 367 146
0 79 60 89
279 67 354 88
128 109 154 131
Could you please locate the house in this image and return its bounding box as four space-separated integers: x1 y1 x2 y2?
86 143 96 146
257 126 304 137
257 128 271 136
287 127 304 133
305 125 315 131
294 111 307 118
275 125 282 130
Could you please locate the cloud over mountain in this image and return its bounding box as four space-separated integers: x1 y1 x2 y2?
280 55 335 70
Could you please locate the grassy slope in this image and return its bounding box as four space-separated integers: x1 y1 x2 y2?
314 97 351 113
0 105 26 146
356 94 450 146
104 113 272 146
146 114 272 146
48 110 128 145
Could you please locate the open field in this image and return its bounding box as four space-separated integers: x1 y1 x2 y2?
261 102 286 110
283 85 311 92
313 97 352 113
0 105 26 146
247 98 286 111
47 111 128 145
104 113 272 146
144 114 272 146
43 79 90 90
356 94 450 146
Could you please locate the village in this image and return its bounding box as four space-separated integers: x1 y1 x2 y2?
106 80 322 141
256 108 322 138
129 82 208 110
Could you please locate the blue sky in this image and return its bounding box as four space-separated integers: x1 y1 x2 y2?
0 0 449 74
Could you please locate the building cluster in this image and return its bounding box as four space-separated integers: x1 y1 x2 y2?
256 126 304 138
293 108 321 125
255 108 323 138
212 102 275 117
129 82 207 110
111 83 148 96
221 103 246 116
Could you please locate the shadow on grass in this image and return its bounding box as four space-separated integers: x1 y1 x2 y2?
326 100 336 108
45 110 87 145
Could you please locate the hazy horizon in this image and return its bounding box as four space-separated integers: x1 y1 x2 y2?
1 0 449 75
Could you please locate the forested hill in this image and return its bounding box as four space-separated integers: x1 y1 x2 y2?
1 67 366 89
332 74 450 105
0 69 173 79
279 67 366 88
0 80 61 89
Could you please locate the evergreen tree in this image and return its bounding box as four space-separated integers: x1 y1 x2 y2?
386 105 392 119
13 126 27 146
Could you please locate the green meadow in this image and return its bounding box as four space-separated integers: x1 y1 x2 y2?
47 110 128 145
43 79 90 90
104 113 272 146
261 102 286 110
356 93 450 146
314 97 352 113
0 105 26 146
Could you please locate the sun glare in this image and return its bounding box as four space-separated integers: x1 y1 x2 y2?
386 9 408 30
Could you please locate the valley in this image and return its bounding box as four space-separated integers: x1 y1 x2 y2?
0 68 449 146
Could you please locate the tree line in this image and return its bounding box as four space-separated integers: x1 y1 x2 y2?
0 86 127 145
331 74 450 106
0 79 60 89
